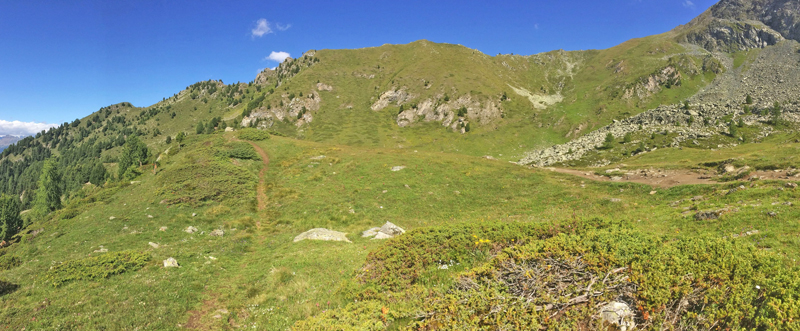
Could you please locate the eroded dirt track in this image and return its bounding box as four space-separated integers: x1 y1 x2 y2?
546 167 799 188
232 138 270 210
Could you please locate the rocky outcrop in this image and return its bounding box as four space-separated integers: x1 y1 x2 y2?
371 88 414 111
685 19 784 52
372 88 503 133
254 68 275 85
241 90 322 128
519 40 800 167
709 0 800 43
680 0 800 51
622 66 682 100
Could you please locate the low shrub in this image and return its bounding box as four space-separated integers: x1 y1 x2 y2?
226 142 259 160
237 128 270 141
0 254 20 271
356 218 615 292
413 229 800 330
44 250 150 287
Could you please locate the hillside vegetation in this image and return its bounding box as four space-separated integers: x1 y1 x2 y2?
2 0 800 329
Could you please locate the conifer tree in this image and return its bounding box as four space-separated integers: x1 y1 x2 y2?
118 135 149 178
0 194 22 240
33 159 62 216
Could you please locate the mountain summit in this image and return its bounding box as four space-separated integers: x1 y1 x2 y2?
679 0 800 51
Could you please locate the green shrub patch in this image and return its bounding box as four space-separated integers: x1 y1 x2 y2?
44 250 150 287
237 128 271 141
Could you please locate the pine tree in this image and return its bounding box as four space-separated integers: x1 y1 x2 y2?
118 135 150 178
196 122 205 134
33 159 62 216
0 194 22 241
176 132 185 148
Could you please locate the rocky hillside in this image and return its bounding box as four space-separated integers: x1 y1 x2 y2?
677 0 800 51
520 0 800 167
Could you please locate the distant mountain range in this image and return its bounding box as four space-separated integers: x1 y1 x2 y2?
0 135 23 152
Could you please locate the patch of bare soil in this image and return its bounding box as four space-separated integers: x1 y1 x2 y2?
547 167 800 188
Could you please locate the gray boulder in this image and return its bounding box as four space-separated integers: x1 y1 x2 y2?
163 257 179 268
361 227 381 238
294 228 351 243
599 301 636 331
364 221 407 240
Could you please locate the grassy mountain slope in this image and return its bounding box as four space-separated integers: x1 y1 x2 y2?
3 0 800 328
2 131 799 329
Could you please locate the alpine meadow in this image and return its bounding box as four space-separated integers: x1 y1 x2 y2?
4 0 800 329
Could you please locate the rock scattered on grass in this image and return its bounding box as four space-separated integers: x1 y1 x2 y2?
649 191 657 195
391 166 406 171
148 242 160 249
599 301 636 331
163 257 179 268
109 216 116 220
185 226 198 234
362 227 381 238
363 222 406 240
695 210 720 220
786 182 797 188
147 215 153 218
93 246 108 253
209 229 224 237
293 228 351 243
159 226 168 231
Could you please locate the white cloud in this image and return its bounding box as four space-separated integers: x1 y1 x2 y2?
683 0 695 8
0 120 58 137
534 23 539 30
251 18 272 37
276 23 291 31
265 51 291 63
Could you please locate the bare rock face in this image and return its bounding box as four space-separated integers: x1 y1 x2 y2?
371 88 413 111
710 0 800 42
254 68 276 85
241 90 322 128
685 20 784 52
293 228 351 243
316 82 333 91
681 0 800 51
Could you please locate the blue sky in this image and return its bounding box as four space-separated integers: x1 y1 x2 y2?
0 0 715 135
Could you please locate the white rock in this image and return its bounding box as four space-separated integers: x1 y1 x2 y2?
599 301 636 331
159 226 168 231
109 216 116 220
185 226 199 234
293 228 351 243
391 166 406 171
379 221 405 236
362 227 381 238
163 257 179 268
372 232 394 240
209 229 224 237
148 242 160 249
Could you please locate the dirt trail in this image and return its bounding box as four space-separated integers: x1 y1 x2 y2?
232 138 270 210
546 167 799 188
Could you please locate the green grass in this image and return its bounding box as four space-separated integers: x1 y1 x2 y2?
3 132 800 329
